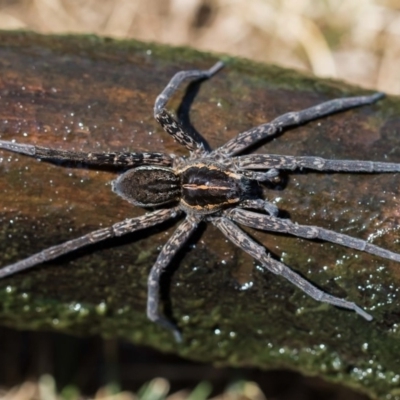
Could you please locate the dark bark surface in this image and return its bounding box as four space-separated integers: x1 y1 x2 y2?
0 31 400 399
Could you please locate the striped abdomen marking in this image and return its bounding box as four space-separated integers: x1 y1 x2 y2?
180 163 243 212
113 166 180 207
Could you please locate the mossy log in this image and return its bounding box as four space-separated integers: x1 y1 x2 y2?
0 31 400 399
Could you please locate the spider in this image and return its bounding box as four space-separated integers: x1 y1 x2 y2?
1 61 400 342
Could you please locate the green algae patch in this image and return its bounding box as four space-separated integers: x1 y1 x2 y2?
0 31 400 399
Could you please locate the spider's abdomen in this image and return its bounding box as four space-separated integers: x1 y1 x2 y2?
179 161 246 214
112 166 180 207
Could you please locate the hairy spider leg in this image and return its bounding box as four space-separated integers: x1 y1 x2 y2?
147 216 198 342
235 153 400 172
0 140 173 167
228 208 400 263
239 168 279 181
0 208 179 279
214 217 372 321
214 92 384 157
154 61 224 152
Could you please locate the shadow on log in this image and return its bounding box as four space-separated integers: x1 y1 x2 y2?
0 31 400 399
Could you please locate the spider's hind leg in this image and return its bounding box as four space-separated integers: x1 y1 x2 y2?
154 62 224 153
214 216 372 321
147 216 199 342
228 208 400 263
0 208 180 279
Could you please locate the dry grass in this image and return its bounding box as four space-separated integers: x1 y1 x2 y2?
0 376 266 400
0 0 399 93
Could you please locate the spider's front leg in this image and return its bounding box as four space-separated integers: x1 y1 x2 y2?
147 216 199 342
235 153 400 173
214 92 384 157
154 61 224 152
213 217 372 321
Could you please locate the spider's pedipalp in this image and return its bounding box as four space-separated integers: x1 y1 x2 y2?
0 208 180 280
147 216 199 342
0 139 172 167
239 199 279 217
239 168 279 182
214 216 373 321
236 153 400 173
228 208 400 263
214 92 384 157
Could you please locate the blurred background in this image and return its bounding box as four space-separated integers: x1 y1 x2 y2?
0 1 399 399
0 0 400 94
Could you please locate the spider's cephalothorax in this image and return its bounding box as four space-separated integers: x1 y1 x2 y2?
1 61 400 342
113 159 252 214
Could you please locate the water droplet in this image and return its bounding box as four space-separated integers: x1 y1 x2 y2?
96 301 107 315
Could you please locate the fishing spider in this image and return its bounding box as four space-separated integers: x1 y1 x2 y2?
0 61 399 342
